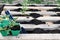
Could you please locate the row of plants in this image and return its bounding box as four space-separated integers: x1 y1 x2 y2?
2 0 14 4
0 10 21 36
19 0 60 15
1 0 43 4
1 0 60 4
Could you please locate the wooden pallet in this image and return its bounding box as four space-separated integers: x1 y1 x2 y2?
1 4 60 28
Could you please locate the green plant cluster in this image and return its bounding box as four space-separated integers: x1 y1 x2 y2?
2 0 14 4
56 0 60 4
0 15 20 36
21 0 45 14
28 0 43 4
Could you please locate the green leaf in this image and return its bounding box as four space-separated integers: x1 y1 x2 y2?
0 27 3 30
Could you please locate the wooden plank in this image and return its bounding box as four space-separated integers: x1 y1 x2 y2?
1 11 57 15
37 17 60 22
13 16 60 22
21 24 60 29
4 6 58 10
2 34 60 40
